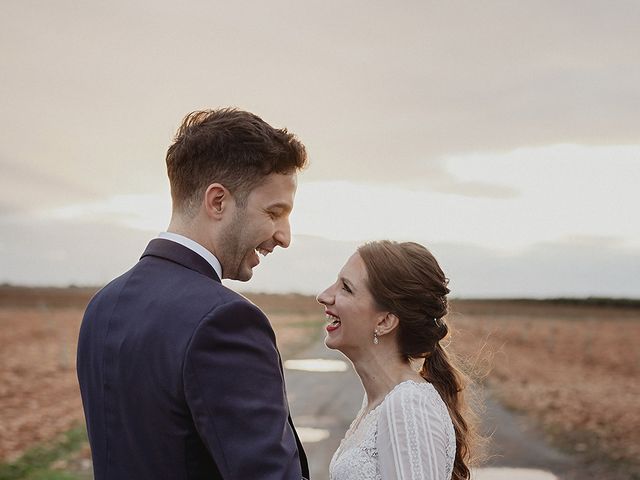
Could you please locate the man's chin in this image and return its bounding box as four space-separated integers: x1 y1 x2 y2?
234 267 254 282
223 257 256 282
239 272 253 282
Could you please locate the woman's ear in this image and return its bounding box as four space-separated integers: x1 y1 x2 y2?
377 312 400 336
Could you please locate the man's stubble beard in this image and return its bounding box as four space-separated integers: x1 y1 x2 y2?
218 206 253 282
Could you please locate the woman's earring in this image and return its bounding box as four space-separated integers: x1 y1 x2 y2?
373 330 379 345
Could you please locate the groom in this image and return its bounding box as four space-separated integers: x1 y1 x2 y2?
77 108 310 479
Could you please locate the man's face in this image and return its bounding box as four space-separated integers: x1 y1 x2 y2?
218 173 297 281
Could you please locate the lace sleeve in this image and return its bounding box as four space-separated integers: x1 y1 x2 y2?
376 383 453 480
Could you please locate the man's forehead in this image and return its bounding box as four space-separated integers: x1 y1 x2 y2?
251 173 297 200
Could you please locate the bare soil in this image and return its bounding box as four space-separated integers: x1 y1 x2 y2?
448 300 640 476
0 287 319 462
0 288 638 478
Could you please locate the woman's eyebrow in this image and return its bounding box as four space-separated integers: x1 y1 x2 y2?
340 276 356 291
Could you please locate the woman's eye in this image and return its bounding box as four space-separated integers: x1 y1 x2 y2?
342 282 352 293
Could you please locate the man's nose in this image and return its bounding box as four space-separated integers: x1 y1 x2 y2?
274 217 292 249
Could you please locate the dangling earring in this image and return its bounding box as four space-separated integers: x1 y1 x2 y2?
373 329 379 345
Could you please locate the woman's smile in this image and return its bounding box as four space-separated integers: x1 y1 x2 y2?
325 311 341 332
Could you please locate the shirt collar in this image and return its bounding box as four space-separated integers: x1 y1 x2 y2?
157 232 223 280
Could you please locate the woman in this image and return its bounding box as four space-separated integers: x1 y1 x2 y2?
317 240 474 480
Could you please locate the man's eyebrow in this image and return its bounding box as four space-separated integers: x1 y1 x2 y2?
266 202 292 213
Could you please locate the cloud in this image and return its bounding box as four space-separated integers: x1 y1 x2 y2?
434 237 640 299
2 217 638 299
234 235 640 298
0 158 99 212
0 217 156 287
1 1 639 191
224 236 360 296
1 1 638 296
43 193 171 232
420 175 520 200
292 150 640 252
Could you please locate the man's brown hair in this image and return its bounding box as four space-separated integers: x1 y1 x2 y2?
166 108 307 214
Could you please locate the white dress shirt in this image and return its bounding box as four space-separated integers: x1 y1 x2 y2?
157 231 223 280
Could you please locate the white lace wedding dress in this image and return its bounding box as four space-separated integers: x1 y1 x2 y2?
329 380 456 480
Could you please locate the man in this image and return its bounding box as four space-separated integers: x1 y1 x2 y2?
77 108 310 479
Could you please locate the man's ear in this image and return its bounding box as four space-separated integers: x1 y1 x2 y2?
203 183 231 220
377 312 400 336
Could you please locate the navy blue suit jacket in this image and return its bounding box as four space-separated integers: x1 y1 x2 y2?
77 239 309 479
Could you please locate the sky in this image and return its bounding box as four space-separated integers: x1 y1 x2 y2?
1 1 639 298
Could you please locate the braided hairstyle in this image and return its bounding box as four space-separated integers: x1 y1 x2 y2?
357 240 475 480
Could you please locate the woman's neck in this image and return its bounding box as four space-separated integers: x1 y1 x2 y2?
350 348 423 411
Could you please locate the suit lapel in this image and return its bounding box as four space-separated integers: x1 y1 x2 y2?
289 415 310 478
277 351 310 478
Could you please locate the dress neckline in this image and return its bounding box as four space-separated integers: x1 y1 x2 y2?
349 380 431 435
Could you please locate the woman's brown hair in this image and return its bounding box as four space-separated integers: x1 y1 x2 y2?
358 240 478 480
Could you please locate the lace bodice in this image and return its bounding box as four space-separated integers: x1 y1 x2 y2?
329 381 456 480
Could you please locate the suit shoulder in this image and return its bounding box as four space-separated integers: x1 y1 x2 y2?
205 293 270 327
84 269 134 311
185 293 276 351
186 278 261 310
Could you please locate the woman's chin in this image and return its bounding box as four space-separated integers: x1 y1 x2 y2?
324 335 340 351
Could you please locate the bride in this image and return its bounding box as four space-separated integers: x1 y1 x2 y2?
317 241 474 480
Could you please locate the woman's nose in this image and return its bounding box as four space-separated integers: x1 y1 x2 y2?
316 286 333 305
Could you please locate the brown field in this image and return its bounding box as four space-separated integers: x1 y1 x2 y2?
448 300 640 470
1 287 639 476
0 287 321 463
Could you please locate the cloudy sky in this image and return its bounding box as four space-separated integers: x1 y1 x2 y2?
1 1 639 297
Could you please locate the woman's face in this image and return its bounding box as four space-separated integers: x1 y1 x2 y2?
316 252 382 357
